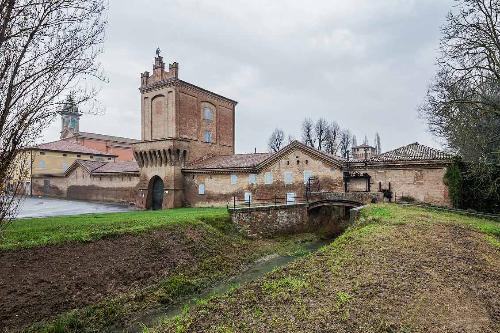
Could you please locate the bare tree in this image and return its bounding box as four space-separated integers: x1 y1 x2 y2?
268 128 285 153
374 132 382 154
287 134 295 144
301 118 315 148
421 0 500 163
363 135 369 146
324 121 340 155
339 129 352 159
352 135 357 147
314 118 328 150
0 0 107 227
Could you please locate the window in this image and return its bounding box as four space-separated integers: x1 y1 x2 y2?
40 152 45 155
244 192 252 203
264 172 273 185
90 155 94 159
230 174 238 185
38 160 46 169
204 131 212 143
248 174 257 185
303 170 313 184
198 183 205 195
286 192 296 204
284 171 293 184
77 154 81 158
62 153 67 157
203 107 213 121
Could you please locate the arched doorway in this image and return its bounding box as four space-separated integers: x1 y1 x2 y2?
148 176 164 210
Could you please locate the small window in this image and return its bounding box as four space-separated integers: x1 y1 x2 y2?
286 192 296 204
248 174 257 185
108 157 112 160
305 160 309 164
230 174 238 185
77 154 81 158
284 171 293 184
286 161 290 165
40 152 45 155
244 192 252 203
62 153 67 157
203 107 213 121
38 160 46 169
264 172 273 185
90 155 94 159
198 183 205 195
303 170 313 184
296 160 300 165
204 131 212 143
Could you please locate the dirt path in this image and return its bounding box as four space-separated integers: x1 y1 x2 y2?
0 228 204 332
152 223 500 333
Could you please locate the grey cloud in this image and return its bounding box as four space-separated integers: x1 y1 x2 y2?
42 0 453 153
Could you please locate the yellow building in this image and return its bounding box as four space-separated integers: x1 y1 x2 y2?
16 140 116 195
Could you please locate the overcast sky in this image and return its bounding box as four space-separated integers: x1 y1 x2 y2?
42 0 454 154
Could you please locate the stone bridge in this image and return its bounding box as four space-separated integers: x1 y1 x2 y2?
229 192 383 238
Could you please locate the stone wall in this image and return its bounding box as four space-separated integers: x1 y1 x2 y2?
32 165 139 204
229 204 309 238
353 166 450 206
229 203 355 238
183 147 344 207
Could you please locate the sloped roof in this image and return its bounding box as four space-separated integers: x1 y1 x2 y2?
187 153 272 170
76 132 139 144
370 142 452 162
33 140 116 156
185 141 344 172
67 160 139 175
353 144 375 149
93 161 139 173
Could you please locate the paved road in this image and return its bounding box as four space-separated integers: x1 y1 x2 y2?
16 197 134 218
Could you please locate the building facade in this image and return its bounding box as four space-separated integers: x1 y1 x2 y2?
17 51 453 207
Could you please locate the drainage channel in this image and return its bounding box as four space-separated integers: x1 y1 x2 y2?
112 239 331 333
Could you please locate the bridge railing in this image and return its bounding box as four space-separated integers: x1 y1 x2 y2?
228 195 309 209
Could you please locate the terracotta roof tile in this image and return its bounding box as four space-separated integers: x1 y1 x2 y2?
187 153 272 169
93 161 139 173
34 140 116 156
76 132 139 144
370 142 452 162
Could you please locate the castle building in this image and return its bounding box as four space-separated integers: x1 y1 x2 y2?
25 51 453 207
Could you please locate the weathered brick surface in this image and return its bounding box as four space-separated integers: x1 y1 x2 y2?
32 164 139 204
353 166 450 206
183 147 344 207
229 204 309 238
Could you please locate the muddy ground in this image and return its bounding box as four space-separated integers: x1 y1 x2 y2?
0 227 211 332
153 223 500 333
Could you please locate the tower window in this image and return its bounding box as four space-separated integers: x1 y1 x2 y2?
38 160 46 169
204 131 212 143
203 107 213 121
230 174 238 185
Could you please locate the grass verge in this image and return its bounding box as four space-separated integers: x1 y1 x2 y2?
146 204 500 333
0 207 227 250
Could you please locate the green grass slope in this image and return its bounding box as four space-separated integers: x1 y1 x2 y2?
148 204 500 333
1 208 227 250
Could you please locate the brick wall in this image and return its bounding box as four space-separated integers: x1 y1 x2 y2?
183 147 344 207
354 166 450 206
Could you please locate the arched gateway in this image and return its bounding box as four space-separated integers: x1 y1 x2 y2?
148 176 164 210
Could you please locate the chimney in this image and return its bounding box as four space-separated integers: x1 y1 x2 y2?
169 62 179 78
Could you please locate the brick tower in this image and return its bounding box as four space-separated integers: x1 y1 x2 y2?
133 49 237 209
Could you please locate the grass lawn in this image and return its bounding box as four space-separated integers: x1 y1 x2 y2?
0 207 228 250
147 203 500 333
